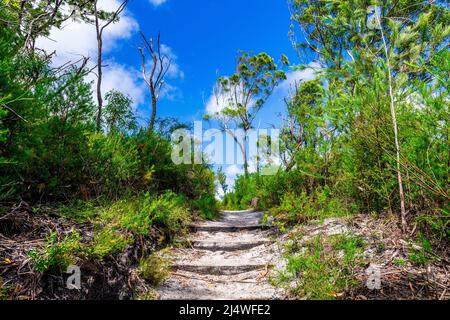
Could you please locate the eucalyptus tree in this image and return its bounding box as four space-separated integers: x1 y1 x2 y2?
207 51 287 176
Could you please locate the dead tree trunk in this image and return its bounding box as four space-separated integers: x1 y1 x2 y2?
139 33 171 133
93 0 129 132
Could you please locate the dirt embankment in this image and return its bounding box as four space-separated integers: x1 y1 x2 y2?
0 202 155 300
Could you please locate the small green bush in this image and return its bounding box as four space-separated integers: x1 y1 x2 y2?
138 252 171 286
90 227 131 258
192 194 218 220
100 192 190 241
28 230 83 273
268 187 350 229
274 233 365 299
409 233 434 266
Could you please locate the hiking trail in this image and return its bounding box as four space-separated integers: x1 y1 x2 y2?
157 209 283 300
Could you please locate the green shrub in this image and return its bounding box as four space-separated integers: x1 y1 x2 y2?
331 234 366 265
415 209 450 242
138 252 171 286
147 192 190 241
100 192 190 241
222 174 258 210
274 234 365 299
90 227 131 259
86 133 139 198
409 233 434 266
28 230 83 273
192 194 218 220
268 187 350 229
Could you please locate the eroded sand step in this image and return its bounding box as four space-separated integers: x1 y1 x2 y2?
171 263 266 275
157 210 281 300
192 240 271 251
158 271 280 300
189 224 264 232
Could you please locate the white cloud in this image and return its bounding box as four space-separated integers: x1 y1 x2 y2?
205 81 255 115
205 87 229 115
148 0 168 7
86 61 147 110
160 44 185 80
35 1 182 109
277 61 322 94
36 0 138 67
223 164 243 192
225 164 242 177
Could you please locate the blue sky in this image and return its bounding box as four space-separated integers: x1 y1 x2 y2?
125 0 299 123
37 0 319 190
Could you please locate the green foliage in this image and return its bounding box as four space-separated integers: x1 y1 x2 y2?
28 231 83 273
0 277 11 300
208 51 286 175
90 227 131 259
86 133 139 198
393 258 406 267
274 234 365 299
214 51 286 121
216 166 228 195
135 290 158 300
0 6 217 204
192 194 219 220
409 233 434 266
138 251 171 286
268 188 350 230
104 90 137 134
223 172 352 228
100 192 190 241
222 174 257 210
415 208 450 242
277 0 450 245
331 234 366 265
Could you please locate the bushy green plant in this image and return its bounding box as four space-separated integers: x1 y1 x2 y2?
274 234 365 299
268 187 350 229
86 132 139 198
28 230 83 273
145 192 190 241
409 233 434 266
415 209 450 243
192 194 218 220
90 227 131 259
138 251 171 286
222 174 258 210
100 192 190 241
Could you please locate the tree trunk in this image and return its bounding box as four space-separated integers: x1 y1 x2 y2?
149 96 157 133
96 37 103 131
95 5 103 132
378 14 407 232
243 133 248 177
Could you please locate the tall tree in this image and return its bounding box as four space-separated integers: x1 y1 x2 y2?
138 32 171 133
288 0 449 231
92 0 129 131
207 51 287 176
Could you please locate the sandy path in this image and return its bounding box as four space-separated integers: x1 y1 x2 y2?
157 210 283 300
